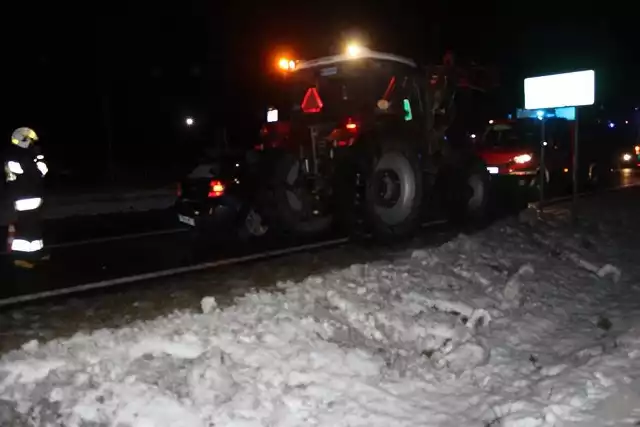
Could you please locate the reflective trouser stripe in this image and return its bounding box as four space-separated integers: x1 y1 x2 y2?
6 224 15 252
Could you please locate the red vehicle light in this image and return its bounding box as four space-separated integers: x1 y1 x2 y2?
301 87 323 113
208 180 225 198
345 118 357 131
176 182 182 197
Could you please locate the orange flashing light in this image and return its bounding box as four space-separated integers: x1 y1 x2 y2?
278 57 296 71
208 180 225 198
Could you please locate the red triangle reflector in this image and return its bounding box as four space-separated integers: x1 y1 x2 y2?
301 87 323 113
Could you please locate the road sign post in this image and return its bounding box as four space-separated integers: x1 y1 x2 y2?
572 108 579 222
524 70 595 222
536 111 546 210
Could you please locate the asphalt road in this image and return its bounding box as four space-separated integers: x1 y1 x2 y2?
1 169 638 304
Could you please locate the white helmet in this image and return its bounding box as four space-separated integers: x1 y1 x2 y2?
11 127 39 149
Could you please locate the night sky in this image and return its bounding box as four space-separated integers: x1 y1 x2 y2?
3 3 635 185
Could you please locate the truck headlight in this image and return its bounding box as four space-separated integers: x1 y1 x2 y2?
513 154 532 164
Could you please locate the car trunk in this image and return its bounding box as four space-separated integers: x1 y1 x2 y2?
179 153 246 201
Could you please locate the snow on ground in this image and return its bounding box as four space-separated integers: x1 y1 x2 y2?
2 192 640 426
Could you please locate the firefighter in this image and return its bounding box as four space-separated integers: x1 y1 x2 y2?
4 127 48 268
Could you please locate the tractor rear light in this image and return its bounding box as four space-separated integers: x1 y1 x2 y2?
208 180 225 198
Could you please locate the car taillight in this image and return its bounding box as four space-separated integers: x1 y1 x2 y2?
208 180 225 198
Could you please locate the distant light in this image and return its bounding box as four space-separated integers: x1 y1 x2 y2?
623 153 632 162
488 120 494 124
186 117 194 126
608 121 615 128
470 133 476 139
625 120 629 124
563 168 569 173
542 141 548 146
346 43 363 58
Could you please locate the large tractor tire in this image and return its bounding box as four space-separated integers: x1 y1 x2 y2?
363 139 423 241
271 152 333 236
445 157 492 225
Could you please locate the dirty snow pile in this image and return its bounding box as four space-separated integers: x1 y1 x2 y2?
2 198 640 426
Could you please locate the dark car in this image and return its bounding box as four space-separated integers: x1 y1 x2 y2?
175 148 271 242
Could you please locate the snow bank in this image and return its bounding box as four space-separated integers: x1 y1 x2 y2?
0 188 175 225
2 195 640 426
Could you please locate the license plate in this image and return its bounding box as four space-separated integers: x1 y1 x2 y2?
487 167 499 175
178 214 195 226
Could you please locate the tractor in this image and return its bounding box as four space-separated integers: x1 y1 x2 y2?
259 44 498 240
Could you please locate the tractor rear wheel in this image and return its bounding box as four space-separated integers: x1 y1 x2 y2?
272 152 333 236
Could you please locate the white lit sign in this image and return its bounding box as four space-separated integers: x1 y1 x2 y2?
524 70 595 110
267 109 278 123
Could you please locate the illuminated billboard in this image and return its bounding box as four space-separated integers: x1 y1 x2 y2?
524 70 595 110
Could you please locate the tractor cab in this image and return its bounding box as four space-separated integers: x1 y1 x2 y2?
258 47 423 160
